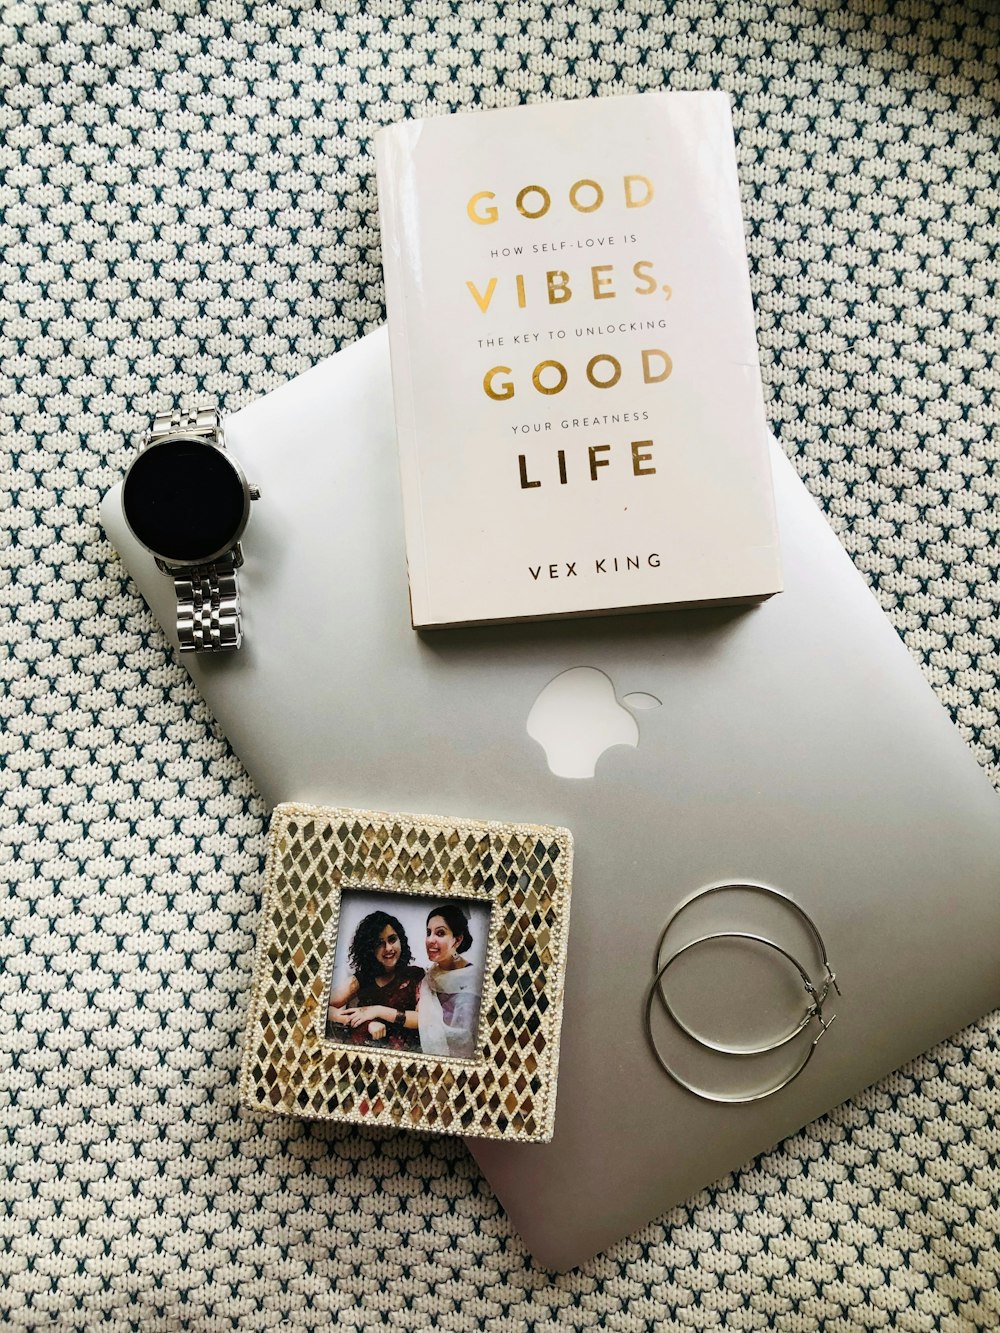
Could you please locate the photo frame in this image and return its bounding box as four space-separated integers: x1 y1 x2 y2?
239 803 574 1142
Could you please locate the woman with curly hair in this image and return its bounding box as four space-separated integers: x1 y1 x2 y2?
326 910 423 1050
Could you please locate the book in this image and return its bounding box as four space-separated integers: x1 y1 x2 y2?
376 90 782 629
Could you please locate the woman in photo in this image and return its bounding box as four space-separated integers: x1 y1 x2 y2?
327 910 423 1050
417 904 480 1059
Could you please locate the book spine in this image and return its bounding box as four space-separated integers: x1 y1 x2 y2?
374 126 430 628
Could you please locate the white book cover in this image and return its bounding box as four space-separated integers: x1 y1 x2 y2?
376 91 782 628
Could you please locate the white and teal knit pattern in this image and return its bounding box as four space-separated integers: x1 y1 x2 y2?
2 2 999 1329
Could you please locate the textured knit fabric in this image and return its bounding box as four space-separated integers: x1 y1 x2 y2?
2 1 999 1329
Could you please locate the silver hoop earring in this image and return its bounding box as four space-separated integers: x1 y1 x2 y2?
651 881 840 1056
644 931 837 1104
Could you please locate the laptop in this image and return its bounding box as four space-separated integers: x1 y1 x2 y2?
102 328 1000 1271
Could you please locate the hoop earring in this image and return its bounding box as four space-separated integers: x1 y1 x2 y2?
644 931 837 1104
651 881 839 1056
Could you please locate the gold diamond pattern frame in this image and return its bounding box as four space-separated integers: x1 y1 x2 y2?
239 803 573 1142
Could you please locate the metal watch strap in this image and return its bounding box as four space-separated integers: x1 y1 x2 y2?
150 405 243 654
152 405 222 441
174 556 242 653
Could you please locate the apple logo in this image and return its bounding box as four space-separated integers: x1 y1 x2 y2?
527 666 662 779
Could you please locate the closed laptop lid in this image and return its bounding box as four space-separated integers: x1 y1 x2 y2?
102 329 1000 1270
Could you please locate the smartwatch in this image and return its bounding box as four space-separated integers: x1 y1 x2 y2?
122 406 259 653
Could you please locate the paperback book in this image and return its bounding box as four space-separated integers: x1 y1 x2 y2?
376 91 782 628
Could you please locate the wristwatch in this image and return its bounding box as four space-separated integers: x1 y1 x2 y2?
121 406 259 653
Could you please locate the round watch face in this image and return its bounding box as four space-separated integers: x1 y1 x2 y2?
123 439 248 564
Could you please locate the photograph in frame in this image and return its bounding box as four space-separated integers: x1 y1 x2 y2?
325 888 492 1061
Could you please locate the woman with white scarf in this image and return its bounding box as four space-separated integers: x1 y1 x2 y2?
417 903 480 1059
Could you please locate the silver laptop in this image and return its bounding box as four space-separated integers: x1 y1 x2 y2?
102 329 1000 1271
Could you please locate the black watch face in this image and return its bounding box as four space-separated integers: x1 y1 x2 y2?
123 440 247 563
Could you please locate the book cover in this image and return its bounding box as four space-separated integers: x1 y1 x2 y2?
376 91 782 628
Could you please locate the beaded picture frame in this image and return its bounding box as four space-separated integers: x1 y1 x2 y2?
239 803 574 1142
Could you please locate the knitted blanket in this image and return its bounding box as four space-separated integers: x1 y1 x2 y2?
2 2 998 1328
